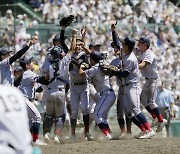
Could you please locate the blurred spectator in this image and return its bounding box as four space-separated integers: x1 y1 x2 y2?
156 83 176 136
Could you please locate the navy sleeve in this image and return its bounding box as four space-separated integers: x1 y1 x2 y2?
112 31 121 51
9 45 29 64
60 29 69 53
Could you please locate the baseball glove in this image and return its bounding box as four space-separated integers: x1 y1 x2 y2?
99 60 120 76
59 15 75 27
80 62 90 71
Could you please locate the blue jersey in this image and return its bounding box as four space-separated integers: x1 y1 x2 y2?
156 89 174 108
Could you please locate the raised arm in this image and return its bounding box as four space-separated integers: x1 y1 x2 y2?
111 22 121 51
9 36 37 64
60 26 69 53
68 29 78 57
81 26 87 46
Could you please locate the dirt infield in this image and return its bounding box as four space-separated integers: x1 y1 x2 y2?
40 138 180 154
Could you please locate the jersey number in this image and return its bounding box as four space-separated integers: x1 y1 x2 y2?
0 95 21 112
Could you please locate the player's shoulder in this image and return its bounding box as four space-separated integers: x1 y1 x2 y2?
0 85 23 96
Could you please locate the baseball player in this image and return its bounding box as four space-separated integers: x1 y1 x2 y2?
19 57 47 145
136 36 167 132
111 23 155 139
0 85 32 154
110 41 132 138
69 32 93 142
79 51 116 140
0 36 37 85
43 29 77 144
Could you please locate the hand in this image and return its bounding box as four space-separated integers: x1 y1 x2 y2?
111 21 117 31
72 29 78 36
27 35 38 47
81 26 87 35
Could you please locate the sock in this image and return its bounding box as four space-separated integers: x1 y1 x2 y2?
32 123 40 142
71 118 77 135
83 114 90 133
118 118 125 129
98 123 109 136
125 116 132 133
137 113 151 131
131 116 145 131
145 106 156 118
104 124 112 133
152 107 163 122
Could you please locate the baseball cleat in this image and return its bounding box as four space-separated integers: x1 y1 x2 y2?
44 133 51 143
33 139 47 146
105 133 112 140
71 135 76 143
147 130 155 138
134 131 146 139
54 135 61 144
156 119 167 132
151 118 158 127
85 132 94 141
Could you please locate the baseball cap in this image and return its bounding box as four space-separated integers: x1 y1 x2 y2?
89 42 102 49
90 51 104 63
119 37 135 50
14 66 23 72
136 36 150 46
111 42 116 48
20 57 33 66
0 47 12 56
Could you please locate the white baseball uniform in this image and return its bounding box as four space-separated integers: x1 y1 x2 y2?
85 63 116 124
0 85 32 154
138 49 161 109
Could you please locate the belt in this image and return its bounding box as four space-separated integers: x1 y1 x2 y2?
71 81 86 86
145 77 158 80
100 89 113 95
48 88 62 91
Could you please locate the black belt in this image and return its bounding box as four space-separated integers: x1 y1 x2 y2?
101 89 113 94
145 77 158 80
71 81 86 86
48 88 62 91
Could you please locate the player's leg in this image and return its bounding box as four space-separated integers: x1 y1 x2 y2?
80 88 94 141
117 87 126 136
70 89 80 139
26 99 46 145
94 91 116 138
43 93 55 141
54 91 65 143
147 79 167 131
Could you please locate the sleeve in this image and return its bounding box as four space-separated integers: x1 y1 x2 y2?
60 29 69 53
142 52 153 64
84 65 98 78
112 31 121 51
168 94 174 104
9 45 29 64
0 58 10 66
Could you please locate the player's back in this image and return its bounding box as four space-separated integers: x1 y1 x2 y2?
0 85 32 154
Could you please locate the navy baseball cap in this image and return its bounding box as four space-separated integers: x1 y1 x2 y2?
14 66 23 72
90 51 104 63
0 47 12 56
20 57 33 65
119 37 135 49
136 36 150 46
89 42 102 49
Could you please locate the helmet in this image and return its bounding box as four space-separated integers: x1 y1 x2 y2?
47 46 64 61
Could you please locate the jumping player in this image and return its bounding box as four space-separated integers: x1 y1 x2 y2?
136 36 167 132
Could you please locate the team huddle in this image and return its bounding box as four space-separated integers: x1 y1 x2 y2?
0 15 167 153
